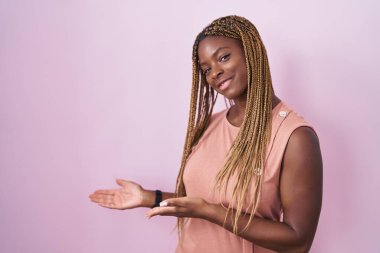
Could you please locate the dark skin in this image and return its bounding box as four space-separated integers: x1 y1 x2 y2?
89 36 323 252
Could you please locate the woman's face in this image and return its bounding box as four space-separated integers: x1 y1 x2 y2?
197 36 248 101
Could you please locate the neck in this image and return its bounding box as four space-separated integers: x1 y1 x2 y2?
232 98 247 116
232 94 281 116
226 94 281 127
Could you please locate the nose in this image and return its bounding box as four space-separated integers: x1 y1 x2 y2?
210 66 223 80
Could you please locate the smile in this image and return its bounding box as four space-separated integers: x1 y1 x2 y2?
217 78 233 91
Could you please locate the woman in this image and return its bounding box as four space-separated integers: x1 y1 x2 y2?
89 15 323 253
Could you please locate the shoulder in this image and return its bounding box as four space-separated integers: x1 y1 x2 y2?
280 102 319 152
277 103 322 172
283 126 322 177
275 102 316 140
287 127 320 156
270 102 316 151
281 103 311 129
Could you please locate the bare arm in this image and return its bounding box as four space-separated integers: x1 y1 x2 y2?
141 190 175 208
209 127 322 252
148 126 323 252
89 179 175 209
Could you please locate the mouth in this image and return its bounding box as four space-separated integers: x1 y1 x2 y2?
216 77 233 91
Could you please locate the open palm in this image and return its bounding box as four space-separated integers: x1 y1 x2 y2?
89 179 144 209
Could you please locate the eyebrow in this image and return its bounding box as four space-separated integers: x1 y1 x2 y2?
198 46 230 66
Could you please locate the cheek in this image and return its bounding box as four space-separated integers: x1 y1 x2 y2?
228 60 246 78
234 65 247 84
241 68 248 82
204 76 217 89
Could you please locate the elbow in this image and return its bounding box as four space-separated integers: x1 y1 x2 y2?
279 233 314 253
278 242 311 253
274 224 315 253
289 243 312 253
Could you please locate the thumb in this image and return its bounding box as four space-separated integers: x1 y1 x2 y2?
116 178 128 187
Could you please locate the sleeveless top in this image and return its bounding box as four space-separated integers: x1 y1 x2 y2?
175 100 314 253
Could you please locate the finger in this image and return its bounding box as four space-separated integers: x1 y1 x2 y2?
98 202 118 209
161 197 189 207
92 189 117 195
116 179 128 187
145 206 184 218
89 194 115 205
89 192 115 201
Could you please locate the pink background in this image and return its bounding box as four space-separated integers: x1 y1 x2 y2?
1 1 379 252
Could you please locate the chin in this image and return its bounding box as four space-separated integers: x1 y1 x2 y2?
222 88 243 100
223 93 235 100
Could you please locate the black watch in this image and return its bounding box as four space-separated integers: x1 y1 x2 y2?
151 190 162 208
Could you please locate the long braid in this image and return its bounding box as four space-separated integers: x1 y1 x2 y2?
175 55 218 235
175 15 274 235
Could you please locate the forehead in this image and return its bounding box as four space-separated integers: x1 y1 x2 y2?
197 36 243 61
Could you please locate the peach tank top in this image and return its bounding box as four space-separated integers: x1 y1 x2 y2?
175 101 314 253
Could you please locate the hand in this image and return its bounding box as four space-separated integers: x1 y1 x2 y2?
89 179 145 209
145 197 214 220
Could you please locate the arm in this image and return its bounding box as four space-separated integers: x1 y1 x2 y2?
89 179 175 209
141 190 175 208
147 126 323 252
208 127 322 252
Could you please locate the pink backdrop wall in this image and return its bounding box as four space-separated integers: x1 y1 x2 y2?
1 1 379 252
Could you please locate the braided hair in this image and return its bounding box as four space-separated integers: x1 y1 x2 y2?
175 15 274 235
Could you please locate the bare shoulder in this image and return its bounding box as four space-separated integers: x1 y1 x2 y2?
285 126 321 161
282 125 323 186
291 125 319 143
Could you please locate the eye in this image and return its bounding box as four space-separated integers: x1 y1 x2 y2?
202 68 211 75
220 54 230 62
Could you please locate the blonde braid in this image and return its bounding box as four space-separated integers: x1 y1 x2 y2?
175 15 274 235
